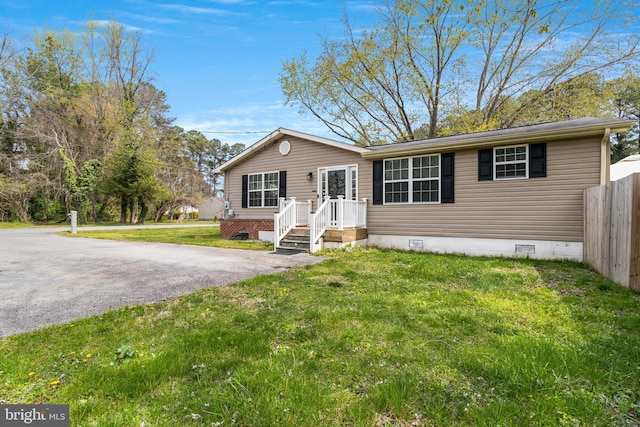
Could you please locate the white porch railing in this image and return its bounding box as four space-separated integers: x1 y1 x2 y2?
309 196 331 254
274 197 311 248
275 196 368 253
329 197 367 230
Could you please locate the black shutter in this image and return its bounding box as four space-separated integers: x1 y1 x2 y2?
373 160 384 205
478 148 493 181
529 143 547 178
241 174 248 208
441 153 455 203
279 171 287 199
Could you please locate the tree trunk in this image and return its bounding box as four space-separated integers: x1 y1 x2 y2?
138 196 147 224
120 195 127 224
128 197 136 224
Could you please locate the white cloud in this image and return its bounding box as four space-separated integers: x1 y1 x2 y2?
157 4 236 16
86 19 149 33
175 101 340 145
118 12 181 25
266 1 319 6
345 1 381 14
205 0 246 4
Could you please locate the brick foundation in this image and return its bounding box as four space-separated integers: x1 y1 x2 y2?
220 218 274 240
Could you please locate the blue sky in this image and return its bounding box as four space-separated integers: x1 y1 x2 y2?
1 1 637 147
0 0 377 145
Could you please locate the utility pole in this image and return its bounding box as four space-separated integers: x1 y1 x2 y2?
68 211 77 235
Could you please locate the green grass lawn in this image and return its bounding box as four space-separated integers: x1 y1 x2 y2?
1 245 639 426
0 221 45 229
66 226 273 251
0 220 218 229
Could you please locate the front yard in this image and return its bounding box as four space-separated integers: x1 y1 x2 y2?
1 243 639 426
64 225 272 251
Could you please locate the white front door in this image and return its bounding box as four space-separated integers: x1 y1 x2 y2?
319 165 358 201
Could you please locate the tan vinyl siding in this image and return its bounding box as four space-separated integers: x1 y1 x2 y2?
225 136 372 219
368 137 602 242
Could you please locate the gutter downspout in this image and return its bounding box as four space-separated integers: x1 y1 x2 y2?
600 128 611 185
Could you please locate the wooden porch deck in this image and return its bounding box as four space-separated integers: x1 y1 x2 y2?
277 226 368 254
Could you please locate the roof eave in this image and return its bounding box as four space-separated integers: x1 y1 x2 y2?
361 120 636 160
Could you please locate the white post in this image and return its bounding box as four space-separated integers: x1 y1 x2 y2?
362 198 368 227
324 195 331 226
290 197 296 226
274 212 280 247
337 196 344 231
278 197 286 211
69 210 77 235
309 209 316 253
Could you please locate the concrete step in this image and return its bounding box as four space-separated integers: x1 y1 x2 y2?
279 239 310 250
275 246 309 255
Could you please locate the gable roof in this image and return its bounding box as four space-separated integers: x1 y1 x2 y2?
362 117 636 159
215 118 636 172
215 128 369 173
611 154 640 181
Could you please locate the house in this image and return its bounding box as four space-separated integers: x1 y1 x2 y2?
215 117 635 260
611 154 640 181
198 197 225 220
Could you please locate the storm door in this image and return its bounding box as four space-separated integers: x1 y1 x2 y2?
319 165 358 201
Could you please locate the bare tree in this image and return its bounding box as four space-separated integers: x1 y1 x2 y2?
281 2 466 145
280 0 640 144
472 0 640 128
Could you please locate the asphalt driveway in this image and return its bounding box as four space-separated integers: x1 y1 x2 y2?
0 225 322 337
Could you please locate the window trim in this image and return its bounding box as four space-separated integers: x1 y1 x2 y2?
247 170 280 208
494 144 528 180
383 154 441 205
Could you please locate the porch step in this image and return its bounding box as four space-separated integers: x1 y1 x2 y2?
279 237 310 250
276 240 310 253
276 227 311 253
290 227 310 236
275 246 309 255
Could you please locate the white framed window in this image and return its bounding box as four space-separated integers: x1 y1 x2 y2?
495 145 528 179
384 158 409 203
248 171 279 207
384 155 440 204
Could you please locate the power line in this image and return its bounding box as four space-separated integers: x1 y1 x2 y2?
195 130 272 135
